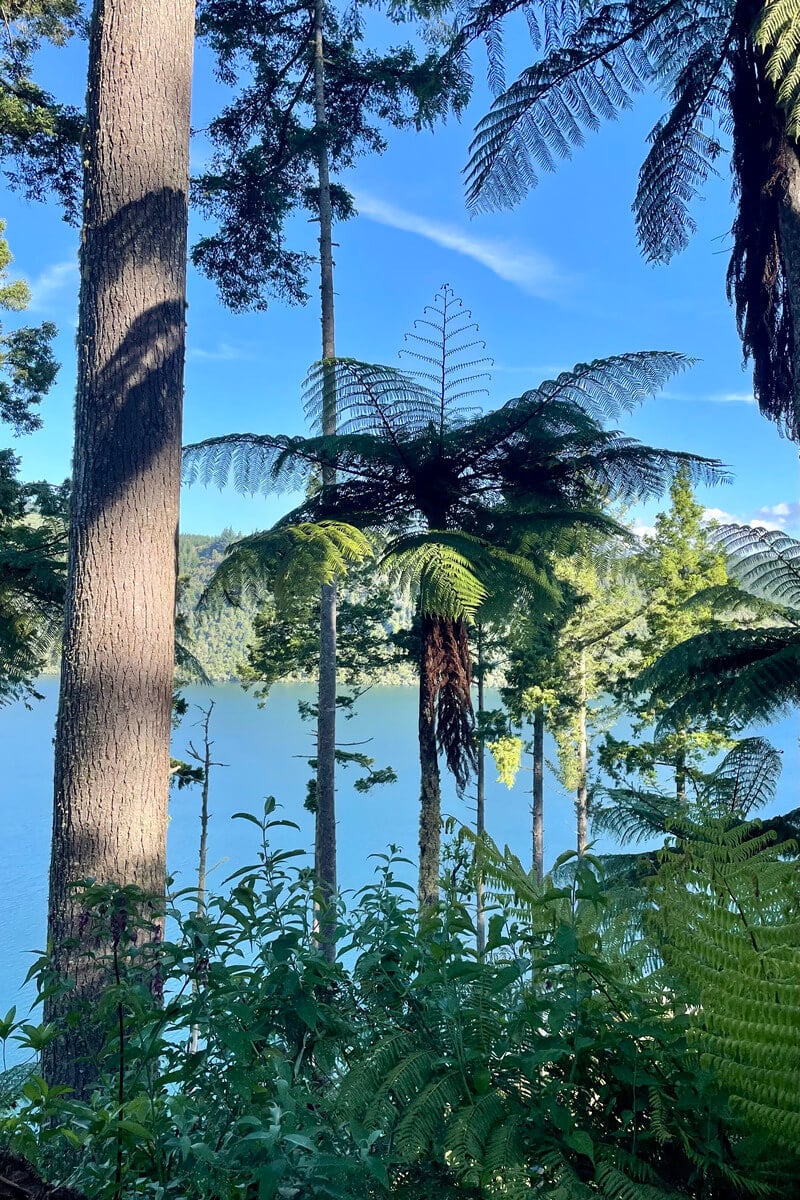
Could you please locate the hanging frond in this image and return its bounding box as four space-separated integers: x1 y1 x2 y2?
199 521 373 611
756 0 800 139
385 534 488 620
182 431 319 495
634 43 728 262
465 3 660 211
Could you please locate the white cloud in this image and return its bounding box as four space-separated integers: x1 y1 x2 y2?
354 192 570 299
26 258 79 311
187 342 254 363
658 389 755 405
702 503 799 533
632 522 656 541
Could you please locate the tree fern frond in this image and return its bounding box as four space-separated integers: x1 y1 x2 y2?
182 432 316 494
756 0 800 139
700 737 783 816
711 525 800 610
635 43 728 262
465 5 656 211
199 521 373 610
302 357 439 441
385 535 488 619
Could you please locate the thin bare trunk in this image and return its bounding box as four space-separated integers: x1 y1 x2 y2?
45 0 193 1096
189 702 214 1056
418 616 441 906
475 624 485 955
313 0 337 961
532 706 544 885
675 743 687 807
576 647 588 856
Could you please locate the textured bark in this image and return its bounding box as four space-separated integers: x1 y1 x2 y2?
418 616 442 906
532 706 544 885
313 0 338 960
576 648 588 856
45 0 193 1094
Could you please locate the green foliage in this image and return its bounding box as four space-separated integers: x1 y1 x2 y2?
3 802 793 1199
638 524 800 732
651 812 800 1171
194 1 469 310
756 0 800 138
0 2 83 218
0 221 66 705
455 0 799 437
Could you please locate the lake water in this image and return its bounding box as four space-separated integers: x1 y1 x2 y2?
1 678 797 1025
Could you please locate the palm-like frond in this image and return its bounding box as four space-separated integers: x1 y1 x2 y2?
699 736 783 815
711 524 800 609
465 3 660 211
756 0 800 139
182 431 321 494
199 521 373 610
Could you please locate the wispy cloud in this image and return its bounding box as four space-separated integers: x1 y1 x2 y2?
26 258 79 311
659 389 756 405
355 192 571 299
187 342 255 363
702 501 799 533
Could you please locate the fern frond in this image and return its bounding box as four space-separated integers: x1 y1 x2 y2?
711 525 800 610
465 5 655 211
182 431 317 495
385 535 488 618
756 0 800 139
199 521 373 610
699 737 783 815
302 357 439 440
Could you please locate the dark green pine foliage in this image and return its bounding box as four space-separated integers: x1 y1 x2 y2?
193 0 470 310
639 523 800 732
0 223 66 705
0 1 84 219
453 0 800 439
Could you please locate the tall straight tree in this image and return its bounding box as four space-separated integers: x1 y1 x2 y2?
194 0 468 928
45 0 194 1094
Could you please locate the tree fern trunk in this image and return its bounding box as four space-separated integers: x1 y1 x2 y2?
532 705 544 884
419 614 441 906
313 0 337 961
45 0 193 1095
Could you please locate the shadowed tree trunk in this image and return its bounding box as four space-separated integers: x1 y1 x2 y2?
776 134 800 439
418 614 442 907
532 705 544 884
313 0 338 961
44 0 194 1095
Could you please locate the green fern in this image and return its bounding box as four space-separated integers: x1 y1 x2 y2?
756 0 800 139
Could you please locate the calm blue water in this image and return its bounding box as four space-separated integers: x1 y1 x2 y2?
2 678 798 1024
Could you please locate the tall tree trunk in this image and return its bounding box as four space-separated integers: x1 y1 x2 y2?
418 615 442 906
44 0 193 1095
190 701 214 1057
475 623 486 954
532 705 544 885
313 0 337 960
576 647 588 856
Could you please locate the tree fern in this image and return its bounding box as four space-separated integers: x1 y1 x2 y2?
651 813 800 1164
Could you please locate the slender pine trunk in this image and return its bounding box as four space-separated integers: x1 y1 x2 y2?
418 614 442 906
44 0 193 1096
190 703 214 1056
313 0 337 961
475 624 486 954
675 743 687 806
576 647 588 856
532 705 544 885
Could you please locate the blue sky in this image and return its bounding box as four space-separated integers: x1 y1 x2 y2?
4 19 798 538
